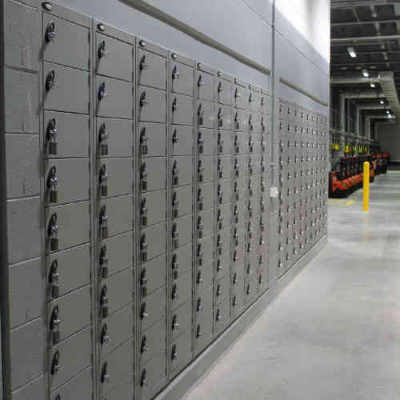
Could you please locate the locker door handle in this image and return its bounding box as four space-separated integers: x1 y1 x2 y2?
46 118 58 155
140 302 149 319
50 305 61 345
217 108 223 127
98 82 107 100
100 286 109 318
49 260 60 299
48 213 59 251
47 166 58 203
99 246 108 278
141 336 149 353
217 81 223 95
139 54 149 71
46 70 55 92
172 65 180 81
101 324 111 345
101 362 110 383
171 344 178 361
99 206 108 239
45 22 56 42
197 104 204 125
140 269 148 285
98 40 107 59
99 123 109 156
99 164 108 197
172 129 179 144
51 351 61 375
172 315 180 330
140 369 148 387
196 324 202 338
140 91 148 107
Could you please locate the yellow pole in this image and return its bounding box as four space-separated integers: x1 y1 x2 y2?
363 161 370 212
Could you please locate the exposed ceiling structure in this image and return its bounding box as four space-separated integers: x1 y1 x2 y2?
331 0 400 123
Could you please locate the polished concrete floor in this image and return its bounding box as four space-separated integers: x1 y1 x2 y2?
184 171 400 400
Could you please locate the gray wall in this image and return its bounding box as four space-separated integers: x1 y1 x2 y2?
52 0 330 108
376 123 400 161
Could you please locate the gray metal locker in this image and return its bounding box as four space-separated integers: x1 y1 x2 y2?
0 2 328 400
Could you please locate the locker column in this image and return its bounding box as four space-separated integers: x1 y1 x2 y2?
136 39 168 400
167 51 195 380
41 4 94 399
193 63 216 354
214 72 234 334
230 82 249 319
1 0 44 398
93 21 135 400
248 86 271 296
277 99 290 278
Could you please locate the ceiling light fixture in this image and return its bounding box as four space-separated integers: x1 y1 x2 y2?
347 47 357 58
362 69 369 78
386 110 390 114
380 100 385 105
370 82 376 88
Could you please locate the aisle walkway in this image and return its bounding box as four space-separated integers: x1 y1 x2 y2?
184 172 400 400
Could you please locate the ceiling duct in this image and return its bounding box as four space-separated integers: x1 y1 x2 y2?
378 72 400 119
332 73 400 119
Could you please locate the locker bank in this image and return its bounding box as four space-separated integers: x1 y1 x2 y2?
0 1 332 399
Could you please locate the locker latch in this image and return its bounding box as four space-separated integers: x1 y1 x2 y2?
99 123 109 156
99 245 108 278
100 285 109 319
47 166 58 203
49 260 60 299
98 40 106 59
51 351 61 375
45 22 56 42
48 213 59 251
99 206 108 239
101 362 110 383
101 324 111 345
98 82 107 101
46 119 58 155
49 305 61 345
99 164 108 197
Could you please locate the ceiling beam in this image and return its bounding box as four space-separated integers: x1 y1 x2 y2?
332 61 400 66
332 34 400 43
331 50 400 55
332 18 400 27
332 1 400 9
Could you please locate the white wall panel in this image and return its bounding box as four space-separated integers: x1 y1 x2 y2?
275 0 330 62
242 0 273 24
276 32 329 105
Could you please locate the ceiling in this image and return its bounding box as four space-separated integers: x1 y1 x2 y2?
331 0 400 122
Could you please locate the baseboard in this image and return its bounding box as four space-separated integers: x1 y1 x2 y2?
155 235 328 400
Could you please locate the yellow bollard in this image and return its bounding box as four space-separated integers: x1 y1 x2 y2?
363 161 370 211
